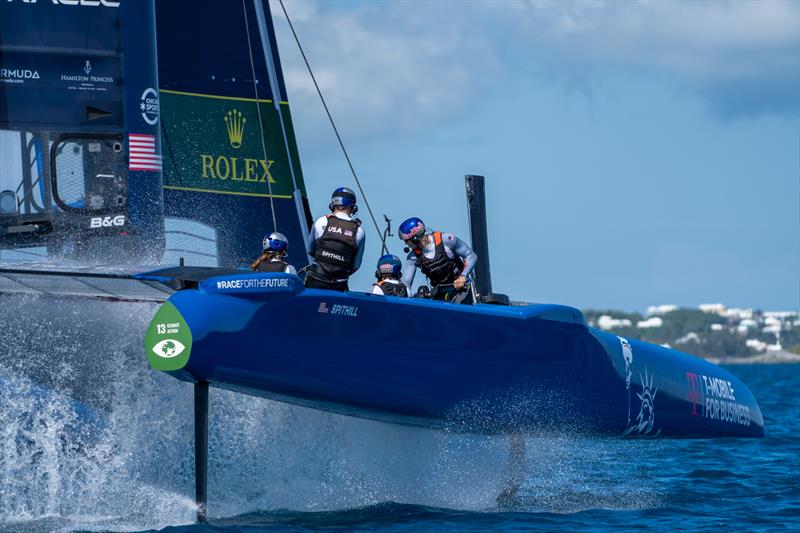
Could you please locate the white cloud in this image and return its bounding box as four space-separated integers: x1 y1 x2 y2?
271 0 501 144
507 0 800 116
270 0 799 145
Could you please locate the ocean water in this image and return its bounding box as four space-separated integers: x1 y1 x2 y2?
0 296 798 532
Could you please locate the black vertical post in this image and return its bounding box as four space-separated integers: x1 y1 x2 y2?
194 381 209 522
465 175 492 297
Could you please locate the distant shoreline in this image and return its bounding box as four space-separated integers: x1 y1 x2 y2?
708 351 800 365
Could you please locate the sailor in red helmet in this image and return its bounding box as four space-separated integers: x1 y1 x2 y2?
399 217 477 304
305 187 366 291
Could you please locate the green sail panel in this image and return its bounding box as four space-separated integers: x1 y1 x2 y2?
159 91 305 199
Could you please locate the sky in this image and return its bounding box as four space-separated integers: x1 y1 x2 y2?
269 0 800 312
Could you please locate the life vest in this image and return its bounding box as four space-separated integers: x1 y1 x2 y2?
413 231 463 286
313 214 360 279
376 279 409 297
255 259 290 273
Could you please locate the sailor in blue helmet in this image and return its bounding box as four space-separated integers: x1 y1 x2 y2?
399 217 477 304
305 187 366 291
371 254 409 297
251 232 296 273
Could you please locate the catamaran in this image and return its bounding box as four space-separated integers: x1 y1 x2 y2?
0 0 764 523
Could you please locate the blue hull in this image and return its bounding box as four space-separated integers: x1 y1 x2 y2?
146 273 764 438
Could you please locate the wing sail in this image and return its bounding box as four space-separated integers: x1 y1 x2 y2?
156 0 312 269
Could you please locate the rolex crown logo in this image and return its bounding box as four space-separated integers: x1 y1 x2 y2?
224 109 246 149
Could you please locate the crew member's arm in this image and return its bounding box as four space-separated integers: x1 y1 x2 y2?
401 253 418 288
443 233 477 288
285 264 298 275
352 226 366 272
371 284 384 295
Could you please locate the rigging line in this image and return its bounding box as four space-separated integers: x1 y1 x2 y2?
242 0 278 233
277 0 384 245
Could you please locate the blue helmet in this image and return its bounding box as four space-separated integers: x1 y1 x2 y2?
262 232 288 253
329 187 357 213
399 217 426 242
376 254 402 278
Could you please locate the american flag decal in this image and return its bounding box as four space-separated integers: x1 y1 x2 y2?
128 134 162 171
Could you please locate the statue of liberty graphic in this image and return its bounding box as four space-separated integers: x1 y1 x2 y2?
624 368 660 436
618 336 634 425
618 337 660 436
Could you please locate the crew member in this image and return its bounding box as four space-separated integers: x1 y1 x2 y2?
251 232 296 273
305 187 366 291
371 254 409 297
399 217 477 304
